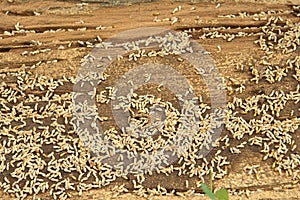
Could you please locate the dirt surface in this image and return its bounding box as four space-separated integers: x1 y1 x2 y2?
0 0 299 199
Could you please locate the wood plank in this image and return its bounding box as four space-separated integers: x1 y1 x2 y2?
0 0 299 199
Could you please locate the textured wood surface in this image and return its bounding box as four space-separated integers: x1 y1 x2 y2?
0 0 299 199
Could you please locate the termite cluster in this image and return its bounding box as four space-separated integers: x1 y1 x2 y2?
153 5 181 25
0 4 299 200
218 10 293 20
255 16 299 54
197 26 259 42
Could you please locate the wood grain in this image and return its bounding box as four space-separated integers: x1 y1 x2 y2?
0 0 299 199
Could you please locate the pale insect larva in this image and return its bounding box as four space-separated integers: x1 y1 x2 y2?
176 191 186 197
185 180 189 188
172 5 181 14
171 17 179 25
127 80 134 86
145 74 152 83
157 83 164 92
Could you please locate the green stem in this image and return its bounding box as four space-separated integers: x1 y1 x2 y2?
210 168 213 191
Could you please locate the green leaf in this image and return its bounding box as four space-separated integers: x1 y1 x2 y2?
201 183 217 200
214 188 229 200
210 168 213 191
